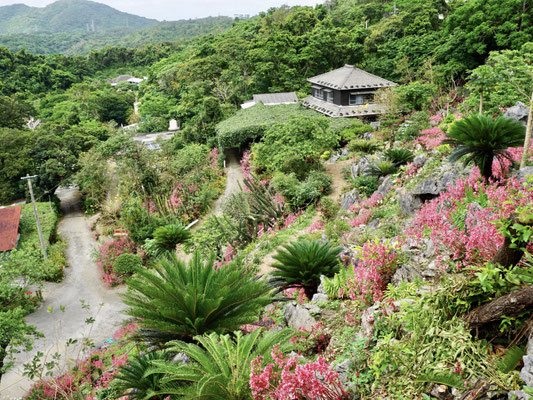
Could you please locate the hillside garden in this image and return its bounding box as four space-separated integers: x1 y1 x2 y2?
0 0 532 398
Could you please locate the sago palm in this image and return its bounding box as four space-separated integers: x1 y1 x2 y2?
114 350 171 399
123 252 274 344
146 329 295 400
152 224 191 257
270 239 342 299
443 115 525 179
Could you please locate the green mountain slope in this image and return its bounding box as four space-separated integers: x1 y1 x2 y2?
0 16 234 55
0 0 157 35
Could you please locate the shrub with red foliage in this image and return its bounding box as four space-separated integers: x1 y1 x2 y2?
250 345 347 400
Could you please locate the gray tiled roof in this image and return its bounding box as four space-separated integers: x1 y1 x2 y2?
308 65 396 90
252 92 298 105
301 96 386 118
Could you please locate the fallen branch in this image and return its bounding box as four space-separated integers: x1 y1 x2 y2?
465 286 533 329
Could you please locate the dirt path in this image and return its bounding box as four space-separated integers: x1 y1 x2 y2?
212 148 244 216
0 187 126 399
257 159 351 276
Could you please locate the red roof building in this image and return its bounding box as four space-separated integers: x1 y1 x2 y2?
0 205 22 252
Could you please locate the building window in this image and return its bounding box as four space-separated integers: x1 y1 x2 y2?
326 91 333 103
349 94 364 105
314 88 323 100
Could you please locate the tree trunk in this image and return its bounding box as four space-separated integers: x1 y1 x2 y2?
465 286 533 329
482 154 493 180
520 90 533 169
491 217 532 267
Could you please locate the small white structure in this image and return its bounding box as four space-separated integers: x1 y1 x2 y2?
107 75 145 87
131 131 174 151
241 92 298 109
168 119 179 131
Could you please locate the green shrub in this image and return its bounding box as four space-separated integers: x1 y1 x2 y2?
348 138 380 153
339 123 373 143
114 350 171 399
271 171 331 209
324 219 351 242
396 82 438 111
306 170 332 195
113 253 142 276
320 197 340 220
148 329 295 399
384 148 415 166
270 239 342 298
152 224 192 257
323 266 354 299
367 160 397 177
123 252 274 344
353 175 379 196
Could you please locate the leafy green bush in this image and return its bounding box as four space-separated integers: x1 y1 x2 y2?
152 224 191 257
114 350 171 399
348 138 380 153
112 253 142 276
123 252 273 344
320 197 340 220
352 175 379 196
384 148 415 166
148 329 294 399
339 123 374 143
271 171 331 209
323 266 355 299
216 103 319 148
396 82 437 111
270 239 342 298
324 218 351 242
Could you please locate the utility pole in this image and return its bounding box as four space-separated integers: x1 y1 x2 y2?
21 175 47 259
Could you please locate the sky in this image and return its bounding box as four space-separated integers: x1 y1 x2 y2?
0 0 324 20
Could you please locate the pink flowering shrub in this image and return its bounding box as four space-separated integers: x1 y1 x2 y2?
94 237 138 287
345 240 401 305
406 168 533 267
250 346 347 400
415 126 445 149
491 144 533 180
308 221 325 233
348 193 383 227
242 149 253 183
26 324 138 399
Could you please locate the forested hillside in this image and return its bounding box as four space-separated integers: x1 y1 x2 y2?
1 0 533 398
0 16 234 55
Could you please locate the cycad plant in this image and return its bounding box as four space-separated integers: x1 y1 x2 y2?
152 224 191 257
384 148 414 166
146 329 294 400
443 115 525 179
114 350 172 399
123 252 273 344
270 239 342 299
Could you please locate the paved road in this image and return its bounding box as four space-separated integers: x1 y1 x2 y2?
212 148 244 215
0 187 126 399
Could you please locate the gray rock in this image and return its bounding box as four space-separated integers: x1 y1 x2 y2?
351 156 373 179
521 355 533 387
391 264 422 285
377 176 393 196
528 328 533 354
516 166 533 182
508 390 530 400
399 191 422 216
413 179 442 196
303 302 321 315
317 275 327 295
424 239 436 258
340 188 360 210
413 155 427 167
283 302 317 330
367 218 380 230
363 132 374 140
503 101 529 124
466 202 484 228
334 359 353 385
173 352 190 365
311 293 329 303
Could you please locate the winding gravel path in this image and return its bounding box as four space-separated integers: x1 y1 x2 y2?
212 148 244 215
0 187 126 399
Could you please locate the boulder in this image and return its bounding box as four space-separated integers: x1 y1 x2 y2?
350 156 372 179
503 101 529 124
333 358 353 385
413 155 427 167
399 190 422 216
377 176 394 196
516 166 533 182
340 188 360 210
391 264 422 285
311 293 329 303
283 302 317 330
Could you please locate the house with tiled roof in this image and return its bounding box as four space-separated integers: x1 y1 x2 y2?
302 65 396 118
0 205 22 253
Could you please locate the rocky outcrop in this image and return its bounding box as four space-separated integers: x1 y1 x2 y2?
516 166 533 182
340 188 360 210
283 302 318 330
503 101 529 125
392 264 422 285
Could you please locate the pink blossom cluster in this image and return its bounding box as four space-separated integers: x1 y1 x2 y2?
241 150 253 182
208 147 222 175
403 162 420 178
348 192 383 227
308 221 325 233
94 237 138 287
415 126 445 149
429 113 444 125
284 287 308 304
250 346 347 400
491 145 533 180
406 168 533 266
344 241 400 305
